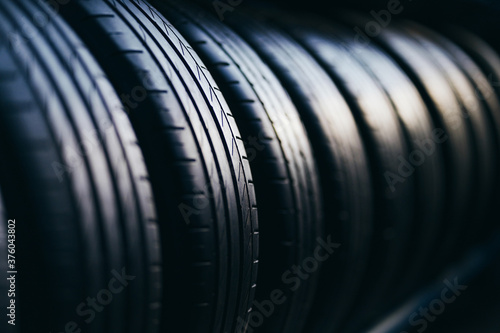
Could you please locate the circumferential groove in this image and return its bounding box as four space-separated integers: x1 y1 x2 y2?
0 1 498 333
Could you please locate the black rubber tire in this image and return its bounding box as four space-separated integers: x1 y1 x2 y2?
0 1 162 332
361 20 476 273
442 26 500 102
57 1 258 332
328 22 447 300
268 17 415 331
152 2 324 332
224 9 375 333
399 20 496 251
439 26 500 234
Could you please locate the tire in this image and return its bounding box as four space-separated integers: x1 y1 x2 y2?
152 2 324 332
224 9 375 333
270 18 415 331
399 21 496 251
57 1 258 332
0 1 161 332
439 26 500 235
367 21 476 273
328 21 446 299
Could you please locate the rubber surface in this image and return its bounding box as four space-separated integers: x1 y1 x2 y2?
365 20 476 273
440 26 500 234
330 21 446 300
153 1 324 332
58 1 258 332
400 20 496 252
0 1 162 332
0 2 496 332
225 9 376 333
272 19 415 332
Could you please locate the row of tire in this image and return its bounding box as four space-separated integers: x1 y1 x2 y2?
0 0 499 332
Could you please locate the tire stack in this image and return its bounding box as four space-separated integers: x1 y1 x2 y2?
0 0 498 333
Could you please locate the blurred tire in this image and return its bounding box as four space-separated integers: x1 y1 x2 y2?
282 18 415 331
223 8 376 332
400 21 496 250
0 0 162 332
329 21 446 300
366 20 476 272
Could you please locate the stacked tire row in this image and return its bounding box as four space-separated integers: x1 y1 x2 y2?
0 0 498 333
